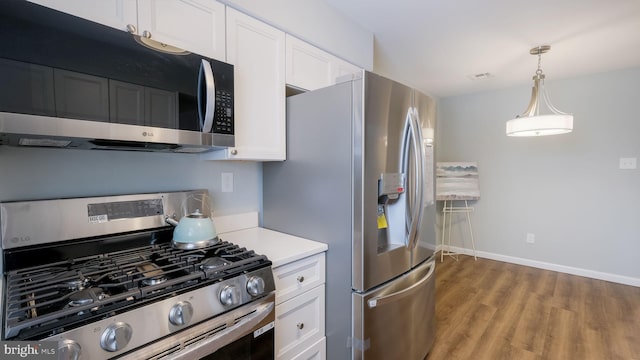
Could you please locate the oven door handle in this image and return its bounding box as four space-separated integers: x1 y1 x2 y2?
167 300 275 360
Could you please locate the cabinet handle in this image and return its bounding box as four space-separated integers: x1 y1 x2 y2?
297 323 304 330
142 30 152 39
296 276 304 283
230 149 238 155
126 24 136 34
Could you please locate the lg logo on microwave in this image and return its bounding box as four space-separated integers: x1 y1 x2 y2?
10 236 31 244
142 131 154 137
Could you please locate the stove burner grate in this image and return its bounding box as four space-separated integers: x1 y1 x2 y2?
3 239 271 340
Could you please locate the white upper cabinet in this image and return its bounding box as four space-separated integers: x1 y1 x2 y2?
27 0 137 31
27 0 226 61
285 35 361 91
202 8 286 161
137 0 226 61
333 57 363 81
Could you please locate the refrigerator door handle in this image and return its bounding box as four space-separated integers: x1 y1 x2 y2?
402 108 423 249
408 107 426 250
367 259 435 308
399 109 412 247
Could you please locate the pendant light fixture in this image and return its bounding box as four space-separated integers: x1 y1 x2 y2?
506 45 573 136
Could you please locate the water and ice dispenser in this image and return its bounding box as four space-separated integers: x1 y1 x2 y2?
377 173 406 252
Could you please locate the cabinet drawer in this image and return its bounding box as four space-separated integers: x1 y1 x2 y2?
290 337 326 360
273 253 325 305
275 284 325 360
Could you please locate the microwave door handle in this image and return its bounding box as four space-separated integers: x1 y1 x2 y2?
198 59 216 133
367 260 435 308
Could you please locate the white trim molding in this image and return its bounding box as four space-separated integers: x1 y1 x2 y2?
436 245 640 288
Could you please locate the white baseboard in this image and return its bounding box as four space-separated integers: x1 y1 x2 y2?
436 245 640 287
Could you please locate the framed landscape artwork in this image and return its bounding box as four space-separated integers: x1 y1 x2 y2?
435 162 480 200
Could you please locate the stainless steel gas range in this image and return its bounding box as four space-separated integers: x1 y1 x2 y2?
0 190 276 360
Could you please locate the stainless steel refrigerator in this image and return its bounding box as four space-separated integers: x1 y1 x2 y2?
263 71 437 359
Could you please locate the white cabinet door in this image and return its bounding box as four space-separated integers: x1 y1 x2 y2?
285 35 334 92
275 285 326 360
203 8 286 161
29 0 226 61
272 253 326 305
137 0 226 61
290 337 326 360
285 35 361 91
333 57 362 83
27 0 137 32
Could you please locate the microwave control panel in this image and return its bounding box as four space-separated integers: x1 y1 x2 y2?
214 89 234 134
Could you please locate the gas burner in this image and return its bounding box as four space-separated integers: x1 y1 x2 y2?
137 263 168 286
200 257 231 271
65 279 86 291
53 270 90 291
141 276 168 286
68 288 105 307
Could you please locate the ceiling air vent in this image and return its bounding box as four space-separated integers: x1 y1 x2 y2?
467 72 495 80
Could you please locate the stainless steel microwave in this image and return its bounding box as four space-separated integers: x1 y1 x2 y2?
0 1 234 153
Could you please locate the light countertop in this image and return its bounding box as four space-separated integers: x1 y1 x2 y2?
218 227 327 268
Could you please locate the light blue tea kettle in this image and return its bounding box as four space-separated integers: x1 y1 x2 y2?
165 209 218 249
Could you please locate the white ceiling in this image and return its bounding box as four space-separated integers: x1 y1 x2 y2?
324 0 640 98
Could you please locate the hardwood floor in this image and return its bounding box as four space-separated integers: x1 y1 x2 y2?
426 254 640 360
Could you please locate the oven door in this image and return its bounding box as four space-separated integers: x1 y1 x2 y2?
120 292 275 360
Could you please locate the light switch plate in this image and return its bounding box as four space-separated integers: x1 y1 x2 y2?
619 157 637 169
221 172 234 192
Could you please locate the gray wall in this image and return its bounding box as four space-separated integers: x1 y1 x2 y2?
437 67 640 282
0 147 261 216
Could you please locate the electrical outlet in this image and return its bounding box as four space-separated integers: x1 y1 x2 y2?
526 233 535 244
619 157 637 169
221 172 234 193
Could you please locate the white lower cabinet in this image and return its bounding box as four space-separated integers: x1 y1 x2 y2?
275 285 325 359
290 329 326 360
273 253 326 360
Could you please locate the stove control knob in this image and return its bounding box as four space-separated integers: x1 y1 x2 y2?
169 301 194 326
246 276 265 297
100 321 132 352
220 285 240 306
58 339 81 360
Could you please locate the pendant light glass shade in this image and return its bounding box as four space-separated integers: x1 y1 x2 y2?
506 46 573 137
506 114 573 136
